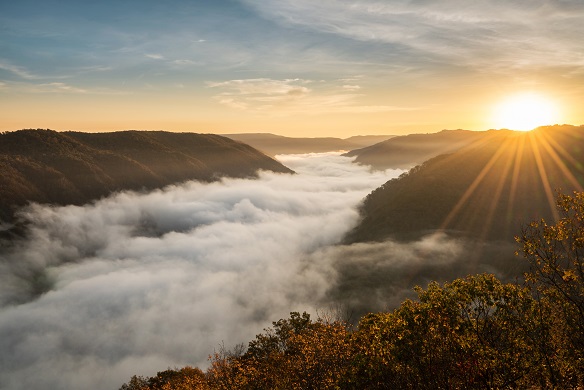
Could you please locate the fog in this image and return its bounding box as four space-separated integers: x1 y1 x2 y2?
0 153 518 390
0 153 393 389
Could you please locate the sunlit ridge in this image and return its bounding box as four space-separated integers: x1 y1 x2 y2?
439 128 582 243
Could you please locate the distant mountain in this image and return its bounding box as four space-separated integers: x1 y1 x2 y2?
344 129 487 170
346 125 584 244
0 129 293 223
222 133 395 156
343 135 397 148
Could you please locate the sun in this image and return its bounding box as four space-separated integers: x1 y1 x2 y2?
492 92 560 131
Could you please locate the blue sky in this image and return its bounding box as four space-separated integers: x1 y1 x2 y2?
1 0 583 136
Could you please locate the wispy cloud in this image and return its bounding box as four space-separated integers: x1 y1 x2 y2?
342 85 361 91
0 61 39 80
207 77 417 114
38 82 87 93
0 60 115 84
240 0 584 71
171 59 201 66
0 80 128 95
208 78 311 96
145 53 165 60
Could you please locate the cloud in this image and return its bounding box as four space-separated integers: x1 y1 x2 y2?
171 59 201 66
145 53 165 60
207 77 417 115
37 82 87 93
240 0 584 70
207 78 311 97
0 80 129 95
0 152 528 389
0 153 406 390
343 84 361 91
0 61 39 80
313 236 522 316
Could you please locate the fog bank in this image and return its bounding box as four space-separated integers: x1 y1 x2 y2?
1 153 405 390
0 152 525 390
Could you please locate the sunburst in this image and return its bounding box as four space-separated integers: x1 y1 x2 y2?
439 126 583 244
493 93 560 131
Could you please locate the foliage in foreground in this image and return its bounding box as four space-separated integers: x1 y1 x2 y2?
121 192 584 389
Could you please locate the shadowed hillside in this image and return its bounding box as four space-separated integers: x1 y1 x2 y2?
344 129 487 170
346 125 584 244
0 129 293 223
223 133 394 156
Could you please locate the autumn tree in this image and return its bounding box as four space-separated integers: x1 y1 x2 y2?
207 312 353 390
517 191 584 386
345 274 541 389
119 367 208 390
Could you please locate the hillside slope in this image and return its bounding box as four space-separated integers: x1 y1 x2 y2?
0 129 293 223
344 129 487 169
346 125 584 244
222 133 394 156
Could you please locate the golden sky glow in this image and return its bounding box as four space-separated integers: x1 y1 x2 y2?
1 1 584 137
492 93 562 131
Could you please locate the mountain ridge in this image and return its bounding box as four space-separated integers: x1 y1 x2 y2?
344 129 492 170
222 133 395 156
346 125 584 244
0 129 293 224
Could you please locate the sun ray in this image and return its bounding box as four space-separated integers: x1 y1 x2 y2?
535 130 584 192
528 132 559 221
439 135 511 231
479 137 519 240
438 128 581 240
506 134 526 226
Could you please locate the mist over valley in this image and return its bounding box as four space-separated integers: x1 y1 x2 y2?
1 125 583 389
1 147 410 389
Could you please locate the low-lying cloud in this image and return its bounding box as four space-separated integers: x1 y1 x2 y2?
316 236 522 317
0 153 401 389
0 153 524 390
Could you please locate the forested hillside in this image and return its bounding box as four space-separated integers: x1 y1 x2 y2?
222 133 394 156
344 129 488 169
0 129 293 223
346 125 584 243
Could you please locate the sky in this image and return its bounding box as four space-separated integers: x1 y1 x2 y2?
1 0 584 137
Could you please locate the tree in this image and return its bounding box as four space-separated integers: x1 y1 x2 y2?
345 274 540 389
517 191 584 386
207 312 353 389
119 367 208 390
